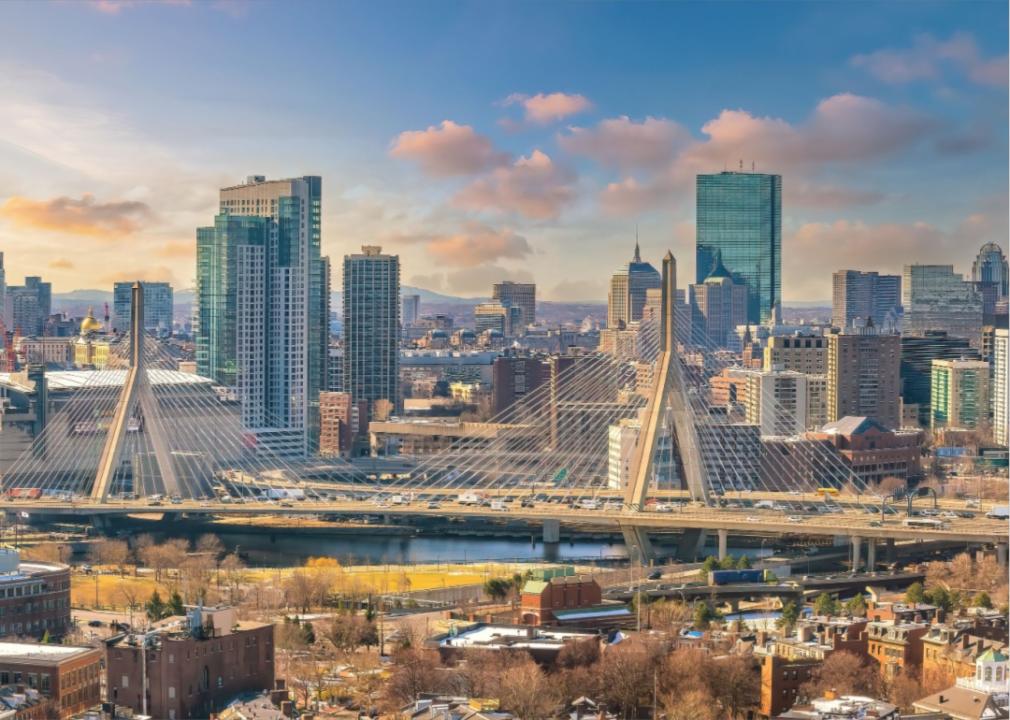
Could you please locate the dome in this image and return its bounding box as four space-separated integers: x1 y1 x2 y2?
80 307 102 335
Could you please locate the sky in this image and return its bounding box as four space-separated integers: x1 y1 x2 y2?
0 0 1006 303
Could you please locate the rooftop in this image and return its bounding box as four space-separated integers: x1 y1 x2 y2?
0 369 213 393
0 642 97 663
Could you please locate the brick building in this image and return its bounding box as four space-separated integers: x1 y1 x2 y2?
0 642 102 719
106 605 274 720
804 416 923 486
760 653 819 717
318 391 366 457
519 567 602 626
866 621 929 679
0 548 71 640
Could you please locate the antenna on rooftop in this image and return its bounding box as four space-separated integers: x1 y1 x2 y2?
739 159 743 171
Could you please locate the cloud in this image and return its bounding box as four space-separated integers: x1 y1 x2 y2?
445 265 535 296
392 222 532 268
549 279 606 302
851 32 1009 88
0 194 153 237
100 266 178 285
502 92 592 124
786 183 886 210
390 120 508 177
48 258 75 270
89 0 197 13
559 116 691 171
156 241 195 259
454 149 575 219
595 93 930 215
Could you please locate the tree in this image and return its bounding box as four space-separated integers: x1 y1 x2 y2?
693 602 720 629
813 592 840 617
497 656 557 720
735 555 752 569
483 577 513 602
924 585 961 613
145 590 166 621
699 556 720 579
777 601 800 632
596 639 665 718
973 591 993 609
718 555 737 570
91 539 130 575
801 651 880 698
886 672 927 711
555 637 600 669
844 593 867 617
167 591 184 616
195 534 225 559
325 613 378 654
663 689 718 720
383 647 445 706
709 655 759 719
905 581 925 605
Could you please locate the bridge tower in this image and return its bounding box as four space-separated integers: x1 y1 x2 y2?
90 282 180 503
622 251 709 561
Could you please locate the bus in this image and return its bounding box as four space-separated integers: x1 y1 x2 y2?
903 517 948 530
816 487 839 497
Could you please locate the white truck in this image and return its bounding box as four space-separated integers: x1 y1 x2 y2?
489 499 507 511
265 488 306 501
457 492 483 506
985 506 1009 520
576 498 601 510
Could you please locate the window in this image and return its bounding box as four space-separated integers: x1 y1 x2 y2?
121 675 129 688
169 686 176 699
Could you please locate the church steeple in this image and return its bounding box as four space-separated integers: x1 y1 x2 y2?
633 224 641 263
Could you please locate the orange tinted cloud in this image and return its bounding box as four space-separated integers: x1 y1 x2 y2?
100 266 177 285
503 92 592 124
0 194 153 237
48 258 75 270
454 150 575 220
390 120 508 177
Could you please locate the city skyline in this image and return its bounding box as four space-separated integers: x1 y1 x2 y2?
0 2 1006 302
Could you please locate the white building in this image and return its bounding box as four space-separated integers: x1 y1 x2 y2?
994 329 1008 447
743 369 810 436
608 418 640 490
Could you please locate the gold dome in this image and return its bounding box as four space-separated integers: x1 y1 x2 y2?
80 307 102 335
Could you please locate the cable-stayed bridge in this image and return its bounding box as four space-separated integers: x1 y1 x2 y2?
1 275 1006 565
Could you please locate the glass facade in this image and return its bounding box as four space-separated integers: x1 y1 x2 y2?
696 172 781 324
113 281 173 335
902 265 983 345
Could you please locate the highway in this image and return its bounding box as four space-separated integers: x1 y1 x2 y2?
8 496 1007 545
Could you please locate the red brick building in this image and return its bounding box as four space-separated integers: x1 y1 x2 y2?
760 654 819 717
318 391 366 457
867 621 929 679
0 549 71 641
106 606 274 720
519 567 602 626
0 642 102 719
804 416 923 486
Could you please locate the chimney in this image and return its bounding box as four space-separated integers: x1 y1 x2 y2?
824 689 837 700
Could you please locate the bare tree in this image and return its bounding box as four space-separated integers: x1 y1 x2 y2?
498 655 558 720
90 538 130 575
195 534 225 559
383 647 445 707
801 651 880 699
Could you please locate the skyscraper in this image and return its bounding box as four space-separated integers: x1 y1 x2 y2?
930 359 991 432
343 246 400 417
4 276 52 336
902 265 983 345
492 281 536 332
993 329 1008 447
827 326 901 430
831 270 901 330
196 175 329 456
696 171 781 324
899 331 980 427
607 241 660 328
972 242 1009 300
113 281 174 335
401 294 420 326
689 252 748 348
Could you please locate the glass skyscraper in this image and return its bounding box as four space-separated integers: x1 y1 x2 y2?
195 175 329 456
113 281 173 336
696 172 781 324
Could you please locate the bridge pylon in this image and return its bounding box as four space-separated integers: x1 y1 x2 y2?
90 282 180 503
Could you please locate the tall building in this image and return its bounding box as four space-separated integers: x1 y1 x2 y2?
743 369 810 436
902 265 983 345
900 331 980 427
689 252 748 348
491 354 549 415
831 270 901 330
827 327 902 430
113 281 173 335
763 335 827 374
492 281 536 331
401 293 420 326
696 171 781 324
4 276 51 336
930 359 992 431
607 241 660 328
318 391 366 457
972 242 1009 300
474 301 517 335
196 175 329 455
343 246 400 416
0 253 6 329
993 329 1008 446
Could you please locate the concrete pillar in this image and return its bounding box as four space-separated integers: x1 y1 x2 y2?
998 543 1008 568
884 537 896 564
866 539 876 571
717 529 729 560
543 519 560 544
675 528 707 562
851 535 862 572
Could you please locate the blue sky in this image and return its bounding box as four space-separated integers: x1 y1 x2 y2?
0 0 1006 301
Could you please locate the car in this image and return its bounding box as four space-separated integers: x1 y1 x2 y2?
966 498 981 508
279 501 294 507
745 516 760 523
869 520 882 527
647 569 662 580
958 511 976 519
87 620 103 627
426 501 441 510
939 511 958 519
787 515 804 523
520 498 536 508
788 490 801 496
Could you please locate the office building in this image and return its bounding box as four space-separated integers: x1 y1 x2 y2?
113 281 173 335
491 355 549 416
0 642 102 719
0 549 71 640
827 327 901 430
930 359 992 431
492 281 536 331
106 605 274 720
607 242 660 328
743 369 810 436
474 301 512 335
900 331 980 428
832 270 901 330
343 246 400 417
318 391 366 457
972 242 1009 301
196 175 329 456
696 171 781 324
902 265 983 345
401 293 420 326
805 416 922 486
763 335 828 375
4 277 51 337
0 254 6 328
994 329 1008 447
689 252 748 348
608 417 640 489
